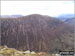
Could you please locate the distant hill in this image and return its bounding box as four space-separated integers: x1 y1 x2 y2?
57 14 74 21
65 18 75 26
0 14 74 52
1 15 23 18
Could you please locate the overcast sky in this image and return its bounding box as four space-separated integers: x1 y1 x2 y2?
1 1 74 16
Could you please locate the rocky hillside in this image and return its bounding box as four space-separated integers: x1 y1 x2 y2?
0 14 74 53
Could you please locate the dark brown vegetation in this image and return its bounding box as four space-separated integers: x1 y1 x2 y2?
0 14 74 53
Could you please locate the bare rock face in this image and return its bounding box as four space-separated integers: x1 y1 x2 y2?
0 14 74 52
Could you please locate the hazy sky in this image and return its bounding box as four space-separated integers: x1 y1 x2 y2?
1 1 74 16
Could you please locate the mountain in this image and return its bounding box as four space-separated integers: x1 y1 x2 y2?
0 14 74 53
1 15 23 18
57 14 75 21
65 18 75 26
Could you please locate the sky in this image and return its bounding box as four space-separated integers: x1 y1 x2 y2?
1 1 74 17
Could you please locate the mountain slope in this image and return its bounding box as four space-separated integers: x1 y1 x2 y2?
65 18 75 26
0 14 74 52
57 14 74 21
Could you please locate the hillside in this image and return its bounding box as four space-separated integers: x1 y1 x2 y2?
57 14 74 21
65 18 75 26
0 14 74 53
